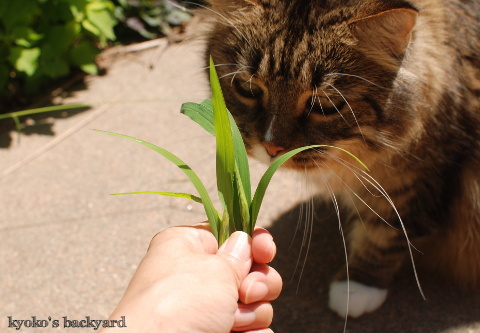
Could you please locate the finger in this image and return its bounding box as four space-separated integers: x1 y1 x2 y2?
239 263 282 304
243 329 274 333
149 225 218 256
232 302 273 332
217 231 253 285
252 228 276 264
189 221 211 232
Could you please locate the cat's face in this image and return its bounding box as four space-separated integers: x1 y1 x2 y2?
206 0 418 171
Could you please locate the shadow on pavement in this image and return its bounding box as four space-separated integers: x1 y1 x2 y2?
268 199 480 333
0 103 91 148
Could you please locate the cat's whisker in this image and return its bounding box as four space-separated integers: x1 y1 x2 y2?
296 188 315 293
247 74 257 95
325 73 389 90
378 132 429 165
194 63 241 75
320 88 349 124
319 149 426 299
219 71 244 85
314 150 398 230
219 66 254 85
198 63 240 71
306 86 317 118
315 159 369 231
184 1 252 46
327 83 366 144
219 71 241 80
291 169 307 252
314 160 349 332
352 173 385 198
291 167 316 290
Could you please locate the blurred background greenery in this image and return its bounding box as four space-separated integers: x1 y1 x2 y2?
0 0 204 114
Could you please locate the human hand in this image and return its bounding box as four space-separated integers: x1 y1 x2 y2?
103 224 282 333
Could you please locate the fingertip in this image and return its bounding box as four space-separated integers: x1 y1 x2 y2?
217 231 253 282
233 302 273 332
252 229 276 264
240 264 282 304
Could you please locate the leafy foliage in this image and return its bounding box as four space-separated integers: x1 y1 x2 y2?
0 0 117 112
112 0 193 41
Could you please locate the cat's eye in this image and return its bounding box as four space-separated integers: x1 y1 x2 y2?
233 79 263 100
306 96 346 117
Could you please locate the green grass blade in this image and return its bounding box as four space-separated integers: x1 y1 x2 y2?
0 104 90 120
201 99 213 109
181 96 252 234
228 111 251 203
93 129 221 240
12 115 21 144
219 209 231 245
250 144 369 226
112 191 203 203
181 99 251 203
180 102 215 136
323 145 370 172
234 165 251 234
250 145 316 226
210 57 236 235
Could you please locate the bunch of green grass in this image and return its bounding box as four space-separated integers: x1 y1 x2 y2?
96 58 367 245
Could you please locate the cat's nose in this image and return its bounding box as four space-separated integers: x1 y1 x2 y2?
262 142 285 158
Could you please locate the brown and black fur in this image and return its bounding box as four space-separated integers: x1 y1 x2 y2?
204 0 480 301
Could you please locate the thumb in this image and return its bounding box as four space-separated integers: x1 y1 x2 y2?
217 231 253 287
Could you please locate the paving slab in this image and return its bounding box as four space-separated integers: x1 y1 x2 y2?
0 38 479 333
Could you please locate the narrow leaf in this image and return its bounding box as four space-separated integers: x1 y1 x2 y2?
201 99 213 110
93 129 221 240
250 145 369 227
182 96 252 234
12 115 21 144
250 146 317 227
228 111 251 203
180 102 215 135
210 57 236 236
323 145 370 172
181 99 251 203
219 209 231 245
233 165 251 234
112 191 203 203
0 104 90 121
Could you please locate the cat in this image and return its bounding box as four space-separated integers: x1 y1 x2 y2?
203 0 480 318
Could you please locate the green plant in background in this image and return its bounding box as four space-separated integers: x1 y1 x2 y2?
0 0 117 109
96 59 368 245
113 0 192 40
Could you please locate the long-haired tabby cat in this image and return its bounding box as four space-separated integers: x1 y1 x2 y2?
202 0 480 318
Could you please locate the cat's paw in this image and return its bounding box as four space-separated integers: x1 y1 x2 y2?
328 280 388 318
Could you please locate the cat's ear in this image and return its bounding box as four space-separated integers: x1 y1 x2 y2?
350 8 418 57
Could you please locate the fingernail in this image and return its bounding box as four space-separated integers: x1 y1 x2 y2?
234 307 256 327
269 238 277 262
245 281 269 304
218 231 251 262
218 232 252 275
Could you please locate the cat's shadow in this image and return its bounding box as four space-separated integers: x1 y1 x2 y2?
268 199 480 333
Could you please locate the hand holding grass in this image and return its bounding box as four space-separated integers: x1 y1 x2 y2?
104 224 281 333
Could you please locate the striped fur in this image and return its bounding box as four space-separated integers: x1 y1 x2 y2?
204 0 480 306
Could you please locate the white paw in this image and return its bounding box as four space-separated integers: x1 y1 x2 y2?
329 281 388 318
